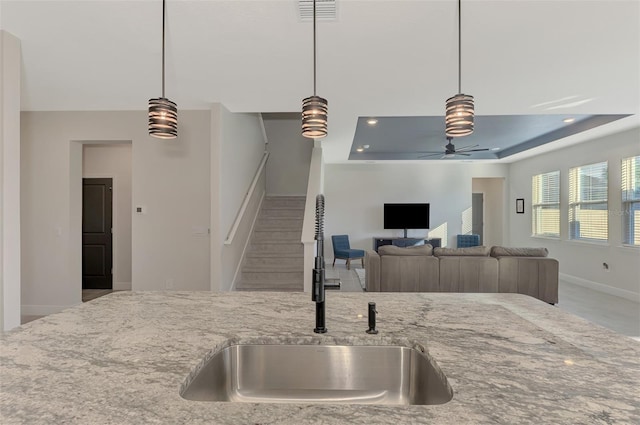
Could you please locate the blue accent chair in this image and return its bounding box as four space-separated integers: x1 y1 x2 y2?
331 235 365 270
457 234 480 248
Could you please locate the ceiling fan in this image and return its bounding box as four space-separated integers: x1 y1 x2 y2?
419 137 489 159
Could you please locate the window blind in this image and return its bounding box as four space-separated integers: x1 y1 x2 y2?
622 156 640 246
569 161 608 241
532 171 560 237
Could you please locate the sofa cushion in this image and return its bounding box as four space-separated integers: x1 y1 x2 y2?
433 246 491 257
378 244 433 256
490 246 549 257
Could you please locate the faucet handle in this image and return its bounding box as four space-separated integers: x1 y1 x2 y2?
366 302 378 334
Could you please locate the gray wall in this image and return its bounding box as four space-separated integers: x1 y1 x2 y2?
210 104 266 291
1 30 21 330
263 113 312 196
323 162 510 258
21 110 211 315
508 127 640 300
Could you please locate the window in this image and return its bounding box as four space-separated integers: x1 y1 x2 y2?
622 156 640 246
532 171 560 237
569 161 608 241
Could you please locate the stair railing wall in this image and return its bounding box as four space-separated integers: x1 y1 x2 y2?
225 152 269 290
301 146 325 293
225 152 269 245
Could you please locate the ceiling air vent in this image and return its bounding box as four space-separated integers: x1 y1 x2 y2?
298 0 337 21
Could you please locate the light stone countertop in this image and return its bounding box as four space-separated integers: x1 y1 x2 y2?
1 291 639 424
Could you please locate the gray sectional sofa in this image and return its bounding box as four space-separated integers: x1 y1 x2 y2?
364 245 558 304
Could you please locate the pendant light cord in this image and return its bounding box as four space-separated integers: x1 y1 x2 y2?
313 0 317 96
162 0 166 98
458 0 462 94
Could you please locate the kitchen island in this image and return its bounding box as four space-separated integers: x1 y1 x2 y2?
1 291 638 424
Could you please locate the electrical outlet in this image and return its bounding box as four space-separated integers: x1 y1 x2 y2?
165 278 174 289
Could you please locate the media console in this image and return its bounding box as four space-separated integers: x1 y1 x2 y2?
373 237 442 252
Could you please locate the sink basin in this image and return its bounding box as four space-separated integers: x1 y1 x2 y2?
180 344 452 405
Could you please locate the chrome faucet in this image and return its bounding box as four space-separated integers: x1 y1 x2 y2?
313 194 327 333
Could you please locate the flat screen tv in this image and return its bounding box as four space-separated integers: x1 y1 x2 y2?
384 203 430 233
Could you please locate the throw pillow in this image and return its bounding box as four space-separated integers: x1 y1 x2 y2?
433 246 491 257
490 246 549 257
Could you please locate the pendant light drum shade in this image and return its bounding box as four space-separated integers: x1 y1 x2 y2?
148 0 177 139
149 97 178 139
301 0 328 139
445 93 474 137
302 95 328 138
445 0 474 138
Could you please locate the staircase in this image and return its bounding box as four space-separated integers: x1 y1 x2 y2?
236 196 305 291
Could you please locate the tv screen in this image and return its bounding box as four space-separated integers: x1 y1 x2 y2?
384 203 430 229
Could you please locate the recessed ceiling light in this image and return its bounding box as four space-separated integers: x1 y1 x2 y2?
356 146 364 152
363 144 370 149
367 118 378 126
491 147 500 151
563 117 575 123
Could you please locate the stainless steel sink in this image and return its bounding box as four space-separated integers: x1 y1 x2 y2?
180 344 452 405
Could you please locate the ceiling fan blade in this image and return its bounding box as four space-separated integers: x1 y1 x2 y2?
418 152 442 158
466 148 490 152
440 152 468 158
455 144 480 152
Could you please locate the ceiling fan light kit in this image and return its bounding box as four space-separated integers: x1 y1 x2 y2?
301 0 328 139
445 0 474 137
148 0 178 139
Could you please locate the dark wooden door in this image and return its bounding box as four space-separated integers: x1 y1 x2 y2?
82 178 113 289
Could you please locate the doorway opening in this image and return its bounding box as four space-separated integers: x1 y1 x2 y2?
471 178 506 247
79 142 133 303
472 192 484 245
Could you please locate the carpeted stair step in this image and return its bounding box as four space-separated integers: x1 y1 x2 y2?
246 250 303 259
262 196 306 209
256 218 304 230
240 271 304 282
237 272 304 291
243 256 303 270
260 208 306 218
252 230 301 242
248 243 304 255
235 284 302 292
235 195 306 292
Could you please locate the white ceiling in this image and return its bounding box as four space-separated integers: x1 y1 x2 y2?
1 0 639 163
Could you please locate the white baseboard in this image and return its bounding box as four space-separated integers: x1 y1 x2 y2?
22 304 78 316
113 282 131 291
560 273 640 302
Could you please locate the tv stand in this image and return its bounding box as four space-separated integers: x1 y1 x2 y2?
373 237 442 252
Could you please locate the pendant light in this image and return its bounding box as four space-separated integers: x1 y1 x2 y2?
148 0 178 139
302 0 328 139
445 0 474 137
